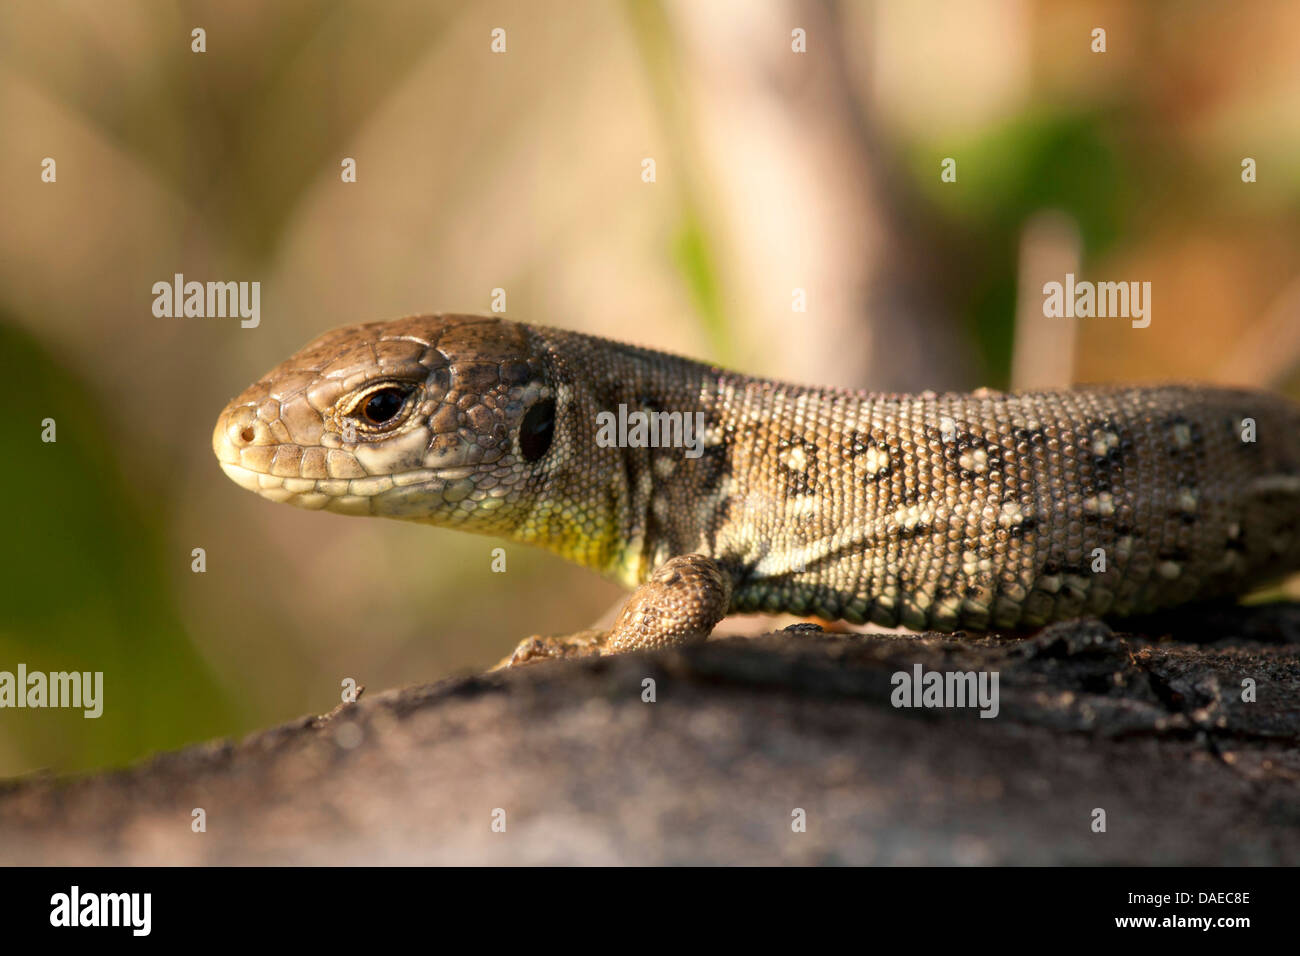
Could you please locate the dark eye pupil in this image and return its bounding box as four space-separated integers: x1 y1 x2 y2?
362 388 406 425
519 399 555 461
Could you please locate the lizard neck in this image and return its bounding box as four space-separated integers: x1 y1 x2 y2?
518 325 884 593
513 326 756 587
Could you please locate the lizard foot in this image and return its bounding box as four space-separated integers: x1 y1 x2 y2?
494 554 734 667
493 628 610 669
606 553 732 653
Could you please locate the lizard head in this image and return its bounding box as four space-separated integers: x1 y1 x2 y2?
212 314 562 538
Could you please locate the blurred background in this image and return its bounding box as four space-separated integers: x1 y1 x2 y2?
1 0 1298 777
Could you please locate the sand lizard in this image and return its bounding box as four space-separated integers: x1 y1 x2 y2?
213 314 1300 664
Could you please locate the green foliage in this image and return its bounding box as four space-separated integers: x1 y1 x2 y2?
0 320 235 773
910 111 1130 384
672 213 730 360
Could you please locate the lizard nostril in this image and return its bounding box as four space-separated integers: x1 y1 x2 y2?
223 407 261 447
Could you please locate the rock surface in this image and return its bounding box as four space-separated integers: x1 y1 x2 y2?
2 605 1298 864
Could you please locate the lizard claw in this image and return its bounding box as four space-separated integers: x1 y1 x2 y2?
492 629 610 669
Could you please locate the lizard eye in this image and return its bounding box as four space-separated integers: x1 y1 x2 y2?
356 385 413 426
519 399 555 461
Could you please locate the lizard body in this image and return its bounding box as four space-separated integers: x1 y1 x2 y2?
213 314 1300 662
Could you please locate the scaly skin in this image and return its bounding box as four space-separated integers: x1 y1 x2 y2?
213 314 1300 663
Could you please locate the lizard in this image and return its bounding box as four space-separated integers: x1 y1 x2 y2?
212 313 1300 665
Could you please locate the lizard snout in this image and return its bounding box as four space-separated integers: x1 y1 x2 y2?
214 403 265 463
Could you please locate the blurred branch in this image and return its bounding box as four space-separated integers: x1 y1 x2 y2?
640 0 973 390
1012 211 1081 390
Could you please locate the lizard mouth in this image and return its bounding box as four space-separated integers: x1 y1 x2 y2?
218 460 397 514
212 398 479 517
215 456 488 518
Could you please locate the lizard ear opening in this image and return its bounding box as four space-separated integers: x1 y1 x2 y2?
519 398 556 462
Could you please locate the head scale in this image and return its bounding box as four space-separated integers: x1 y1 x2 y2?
212 315 559 535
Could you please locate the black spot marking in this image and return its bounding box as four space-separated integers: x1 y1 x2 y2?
1008 516 1039 538
898 484 926 506
776 438 818 497
1078 419 1136 496
1162 415 1206 463
893 523 933 540
846 430 893 479
939 430 1004 481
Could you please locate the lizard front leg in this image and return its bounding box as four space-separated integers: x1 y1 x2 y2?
497 554 733 667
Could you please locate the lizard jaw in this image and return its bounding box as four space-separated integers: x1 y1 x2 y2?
215 457 514 520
